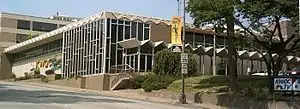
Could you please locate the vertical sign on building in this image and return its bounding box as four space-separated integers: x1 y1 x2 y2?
171 16 183 45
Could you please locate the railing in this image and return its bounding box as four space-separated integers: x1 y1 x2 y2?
110 64 136 90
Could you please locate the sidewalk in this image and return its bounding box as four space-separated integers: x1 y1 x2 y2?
5 81 225 109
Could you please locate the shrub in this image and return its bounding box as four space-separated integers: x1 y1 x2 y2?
24 72 33 79
141 74 176 92
129 75 146 89
10 73 16 79
153 49 198 77
33 74 42 78
45 70 55 75
55 74 62 80
41 75 49 83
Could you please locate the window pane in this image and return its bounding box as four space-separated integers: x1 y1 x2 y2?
140 55 145 72
147 56 152 72
110 44 116 66
185 32 194 44
118 25 124 41
216 36 225 45
125 21 130 25
138 23 143 40
106 19 110 37
117 50 123 65
32 21 57 32
111 24 117 43
118 20 124 24
205 35 213 44
112 19 117 23
17 20 30 30
16 34 28 43
144 28 149 40
131 22 137 38
125 26 130 39
195 33 204 42
145 24 150 28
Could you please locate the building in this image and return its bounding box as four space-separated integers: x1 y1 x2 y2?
1 11 299 79
0 12 78 79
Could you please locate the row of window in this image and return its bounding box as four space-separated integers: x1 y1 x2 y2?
13 39 63 62
17 20 64 32
107 19 150 42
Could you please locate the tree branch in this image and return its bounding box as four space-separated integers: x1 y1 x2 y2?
234 18 271 50
275 16 284 43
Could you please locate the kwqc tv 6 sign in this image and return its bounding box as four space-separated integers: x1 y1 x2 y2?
274 77 300 91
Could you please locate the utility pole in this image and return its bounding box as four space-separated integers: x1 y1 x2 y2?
179 0 187 104
213 33 216 76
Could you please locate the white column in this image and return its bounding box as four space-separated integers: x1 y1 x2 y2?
202 55 205 75
137 46 141 72
213 34 216 76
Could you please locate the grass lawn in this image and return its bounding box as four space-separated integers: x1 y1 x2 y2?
167 76 269 94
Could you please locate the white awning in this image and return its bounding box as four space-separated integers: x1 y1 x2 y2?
118 38 140 49
216 48 227 58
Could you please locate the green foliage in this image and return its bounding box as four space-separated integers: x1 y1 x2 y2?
141 74 176 92
41 75 49 83
153 49 198 77
187 0 237 27
45 70 55 75
10 73 16 79
129 75 147 89
55 74 62 80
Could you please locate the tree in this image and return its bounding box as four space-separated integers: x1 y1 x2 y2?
187 0 239 92
236 0 299 92
153 49 198 77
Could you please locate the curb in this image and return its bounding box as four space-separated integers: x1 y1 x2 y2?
4 81 223 109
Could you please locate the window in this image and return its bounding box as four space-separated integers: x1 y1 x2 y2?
118 25 124 41
138 23 143 40
195 33 204 42
185 32 194 44
147 56 152 71
59 24 65 28
107 19 110 37
205 35 213 44
216 36 225 45
16 34 28 43
17 20 30 30
131 22 137 38
140 55 145 72
32 21 57 32
110 44 116 66
125 26 130 39
111 24 117 43
144 28 149 40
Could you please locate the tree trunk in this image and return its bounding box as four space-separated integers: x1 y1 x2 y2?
226 15 238 92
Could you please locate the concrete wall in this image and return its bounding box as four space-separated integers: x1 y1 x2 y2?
0 53 13 79
150 23 171 43
0 18 17 28
12 52 61 77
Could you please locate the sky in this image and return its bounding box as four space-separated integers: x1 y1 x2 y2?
0 0 193 23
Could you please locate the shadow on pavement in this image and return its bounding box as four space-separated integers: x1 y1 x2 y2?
0 83 135 104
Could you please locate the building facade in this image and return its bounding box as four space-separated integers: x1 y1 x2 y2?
0 12 78 79
2 11 299 79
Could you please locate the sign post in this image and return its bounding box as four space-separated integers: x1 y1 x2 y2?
181 53 188 74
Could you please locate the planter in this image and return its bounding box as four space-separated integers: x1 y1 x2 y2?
45 75 55 81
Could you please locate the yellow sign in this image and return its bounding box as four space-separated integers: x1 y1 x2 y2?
171 16 183 45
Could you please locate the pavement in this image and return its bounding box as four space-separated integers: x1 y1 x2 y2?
0 81 225 109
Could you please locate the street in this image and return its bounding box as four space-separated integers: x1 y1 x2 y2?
0 82 193 109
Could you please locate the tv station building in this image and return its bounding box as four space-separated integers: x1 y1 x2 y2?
1 11 299 78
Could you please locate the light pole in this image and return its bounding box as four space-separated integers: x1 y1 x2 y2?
213 33 216 76
179 0 187 104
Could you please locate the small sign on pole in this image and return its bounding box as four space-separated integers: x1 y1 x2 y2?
181 53 188 64
181 53 188 74
181 63 188 74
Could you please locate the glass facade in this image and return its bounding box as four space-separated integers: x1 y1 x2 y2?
63 20 104 77
12 39 62 62
62 18 153 77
